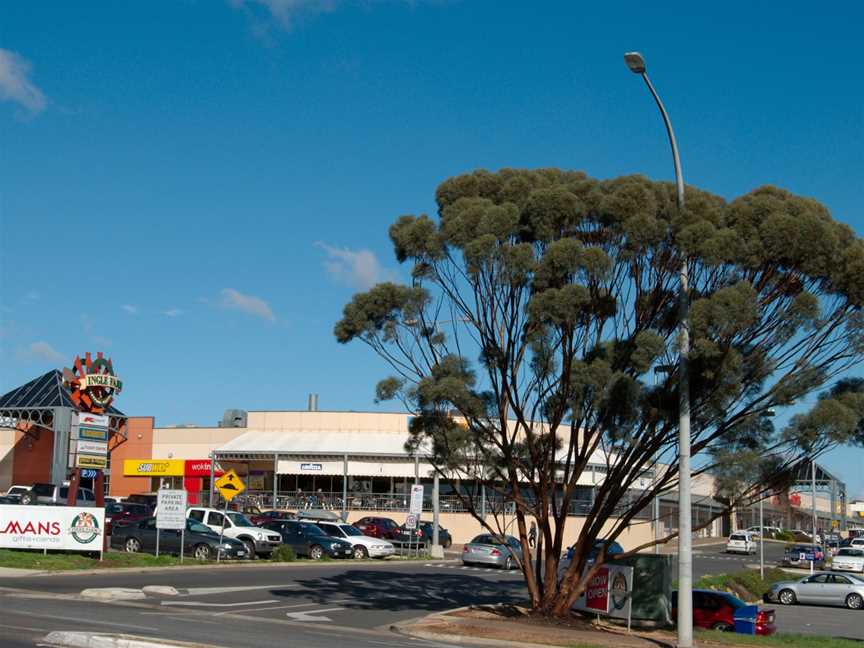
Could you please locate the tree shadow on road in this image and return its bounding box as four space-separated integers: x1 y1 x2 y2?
270 567 527 612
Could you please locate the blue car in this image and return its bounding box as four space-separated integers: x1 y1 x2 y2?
566 539 624 563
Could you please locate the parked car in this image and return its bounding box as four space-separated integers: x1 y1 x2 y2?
110 518 248 560
673 589 776 634
782 544 826 569
564 539 624 563
462 534 521 569
187 507 282 558
248 510 296 526
726 531 757 555
745 526 781 539
2 485 32 503
315 521 396 559
392 524 425 546
263 520 354 560
125 493 159 511
105 502 151 535
353 516 401 540
765 572 864 609
418 521 452 548
24 483 96 506
850 538 864 549
833 548 864 574
0 494 20 504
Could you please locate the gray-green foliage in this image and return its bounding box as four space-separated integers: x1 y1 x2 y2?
334 168 864 615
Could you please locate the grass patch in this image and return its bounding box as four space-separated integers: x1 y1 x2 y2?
696 630 862 648
695 568 792 601
0 548 188 570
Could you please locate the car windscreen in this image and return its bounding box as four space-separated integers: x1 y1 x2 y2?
339 525 364 537
838 549 864 557
730 534 747 541
319 525 344 538
188 521 216 535
299 522 323 535
226 513 254 527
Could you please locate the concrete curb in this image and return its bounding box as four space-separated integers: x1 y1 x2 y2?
42 632 220 648
393 627 558 648
0 556 456 579
80 588 148 601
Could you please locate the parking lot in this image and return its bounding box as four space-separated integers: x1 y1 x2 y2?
1 552 862 647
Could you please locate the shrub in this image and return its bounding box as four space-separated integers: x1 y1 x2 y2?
775 530 795 542
695 568 791 601
271 545 296 562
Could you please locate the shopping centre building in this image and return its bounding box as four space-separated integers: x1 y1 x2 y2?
0 365 855 544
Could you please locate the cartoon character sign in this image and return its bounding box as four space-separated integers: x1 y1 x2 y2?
63 352 122 413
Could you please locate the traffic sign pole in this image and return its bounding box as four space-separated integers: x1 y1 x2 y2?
217 499 228 563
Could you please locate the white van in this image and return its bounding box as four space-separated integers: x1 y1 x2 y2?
726 531 756 554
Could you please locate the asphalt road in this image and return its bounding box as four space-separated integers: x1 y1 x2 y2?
0 549 859 647
0 560 525 647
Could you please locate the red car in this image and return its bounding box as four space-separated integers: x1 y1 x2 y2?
105 502 151 535
354 516 400 540
248 510 296 526
673 589 776 635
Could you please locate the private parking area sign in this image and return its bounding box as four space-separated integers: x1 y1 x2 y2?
156 489 188 530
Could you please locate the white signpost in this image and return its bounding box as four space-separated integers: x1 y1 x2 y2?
406 485 424 556
0 505 106 552
156 489 188 560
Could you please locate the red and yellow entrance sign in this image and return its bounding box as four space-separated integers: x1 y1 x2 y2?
63 352 123 413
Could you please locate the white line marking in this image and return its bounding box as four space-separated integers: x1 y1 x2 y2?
182 584 299 596
285 607 345 622
162 599 277 608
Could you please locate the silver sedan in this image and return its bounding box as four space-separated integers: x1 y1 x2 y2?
462 534 521 569
765 572 864 610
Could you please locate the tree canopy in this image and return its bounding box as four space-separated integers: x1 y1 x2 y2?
334 168 864 615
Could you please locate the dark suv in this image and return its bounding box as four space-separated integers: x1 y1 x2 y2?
354 516 400 540
264 520 353 560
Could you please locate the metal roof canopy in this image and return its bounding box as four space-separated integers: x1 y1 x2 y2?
0 369 127 485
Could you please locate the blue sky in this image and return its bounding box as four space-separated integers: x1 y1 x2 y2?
1 1 862 495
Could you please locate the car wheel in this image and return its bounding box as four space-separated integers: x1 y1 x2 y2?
242 539 256 559
779 589 797 605
443 538 452 549
20 493 34 505
711 622 733 632
193 544 212 561
353 545 368 560
503 556 514 570
310 545 324 560
124 537 141 553
846 593 863 610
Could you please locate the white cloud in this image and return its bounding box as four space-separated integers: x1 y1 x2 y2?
0 49 46 114
220 288 275 321
229 0 337 28
121 304 139 315
317 242 392 290
162 308 184 317
22 341 64 363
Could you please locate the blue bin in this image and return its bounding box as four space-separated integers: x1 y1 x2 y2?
733 605 758 635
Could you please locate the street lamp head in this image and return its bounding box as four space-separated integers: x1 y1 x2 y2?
624 51 646 74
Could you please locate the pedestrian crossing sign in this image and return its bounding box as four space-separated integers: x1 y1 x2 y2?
215 469 245 501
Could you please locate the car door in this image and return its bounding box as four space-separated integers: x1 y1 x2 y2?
797 574 829 603
825 574 853 607
206 510 231 535
280 521 308 555
137 518 158 552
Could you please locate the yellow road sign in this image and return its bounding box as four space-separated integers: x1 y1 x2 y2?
215 469 245 502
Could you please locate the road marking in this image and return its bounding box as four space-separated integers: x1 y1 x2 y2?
161 599 278 607
181 584 300 596
0 609 156 632
285 607 345 622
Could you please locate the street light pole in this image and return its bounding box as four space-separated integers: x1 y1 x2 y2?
625 51 692 648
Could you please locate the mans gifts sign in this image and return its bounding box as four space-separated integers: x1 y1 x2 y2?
0 505 106 551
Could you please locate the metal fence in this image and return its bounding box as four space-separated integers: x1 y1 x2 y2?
224 490 650 519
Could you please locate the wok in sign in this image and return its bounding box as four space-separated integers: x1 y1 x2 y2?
0 505 106 551
573 564 634 619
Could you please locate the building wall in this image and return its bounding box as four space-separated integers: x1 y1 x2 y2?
0 428 15 491
109 417 155 497
151 426 241 460
11 424 53 486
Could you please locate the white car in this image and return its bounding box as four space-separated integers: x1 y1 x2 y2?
187 507 282 558
726 531 756 554
2 485 32 502
745 526 781 538
832 548 864 573
850 538 864 549
316 521 396 559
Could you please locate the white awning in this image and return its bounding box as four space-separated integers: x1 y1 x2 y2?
215 429 428 459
